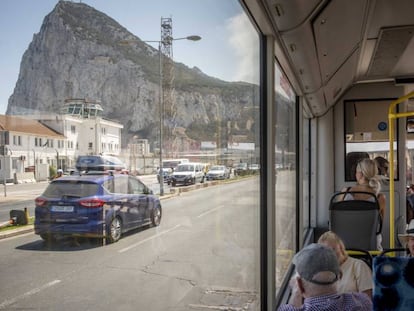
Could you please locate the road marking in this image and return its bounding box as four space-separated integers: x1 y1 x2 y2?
197 206 222 218
0 279 61 309
119 224 182 253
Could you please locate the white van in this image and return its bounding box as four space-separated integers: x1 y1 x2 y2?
170 162 205 186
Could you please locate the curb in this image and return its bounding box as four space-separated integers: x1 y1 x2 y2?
0 225 34 240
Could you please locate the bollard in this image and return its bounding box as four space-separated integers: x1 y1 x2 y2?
24 207 29 224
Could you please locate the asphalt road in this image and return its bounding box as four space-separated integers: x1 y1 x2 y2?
0 178 260 311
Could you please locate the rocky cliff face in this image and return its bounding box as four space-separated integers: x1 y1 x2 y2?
7 1 258 147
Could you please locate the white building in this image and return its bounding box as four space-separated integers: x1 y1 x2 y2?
1 99 124 181
0 115 66 182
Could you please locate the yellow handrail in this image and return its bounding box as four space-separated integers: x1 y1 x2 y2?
388 91 414 248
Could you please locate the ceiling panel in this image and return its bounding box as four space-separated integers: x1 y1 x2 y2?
266 0 322 31
313 0 367 84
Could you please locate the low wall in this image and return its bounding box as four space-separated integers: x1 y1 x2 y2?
14 172 36 184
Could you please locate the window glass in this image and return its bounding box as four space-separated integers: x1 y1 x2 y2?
114 175 129 194
302 117 310 233
345 100 396 181
1 1 262 310
129 176 145 194
43 181 99 198
406 100 414 189
274 62 297 294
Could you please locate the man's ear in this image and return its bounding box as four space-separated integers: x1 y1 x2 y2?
296 277 305 294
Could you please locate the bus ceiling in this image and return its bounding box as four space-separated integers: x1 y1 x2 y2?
255 0 414 117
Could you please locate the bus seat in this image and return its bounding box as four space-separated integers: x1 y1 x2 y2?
373 256 414 310
329 191 382 251
345 152 369 181
379 248 408 257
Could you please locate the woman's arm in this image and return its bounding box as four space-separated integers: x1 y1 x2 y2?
378 193 386 220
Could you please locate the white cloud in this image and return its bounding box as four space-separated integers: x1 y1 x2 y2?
226 13 260 84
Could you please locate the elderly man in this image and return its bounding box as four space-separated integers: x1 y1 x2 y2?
278 243 372 311
398 219 414 256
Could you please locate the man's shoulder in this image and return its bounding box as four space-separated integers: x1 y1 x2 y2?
341 292 372 309
277 304 301 311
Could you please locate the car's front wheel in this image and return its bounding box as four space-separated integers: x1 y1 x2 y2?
108 216 122 243
151 204 162 226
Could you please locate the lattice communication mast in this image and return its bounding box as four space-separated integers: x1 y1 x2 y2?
160 17 176 156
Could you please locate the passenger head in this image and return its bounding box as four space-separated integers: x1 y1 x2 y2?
318 231 348 263
398 219 414 255
293 243 341 296
374 156 389 176
356 158 381 194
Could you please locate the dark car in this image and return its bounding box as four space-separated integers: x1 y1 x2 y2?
234 162 248 176
75 155 127 172
157 168 172 184
34 172 161 243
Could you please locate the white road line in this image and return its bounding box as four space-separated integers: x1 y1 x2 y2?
118 224 182 253
0 279 61 309
197 206 222 218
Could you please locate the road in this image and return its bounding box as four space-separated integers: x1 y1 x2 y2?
0 178 260 311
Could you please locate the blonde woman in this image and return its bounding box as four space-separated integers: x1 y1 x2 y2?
341 158 386 250
342 158 386 218
318 231 372 299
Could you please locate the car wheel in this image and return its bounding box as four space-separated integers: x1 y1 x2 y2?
40 233 56 242
172 180 176 187
108 216 122 243
151 204 162 226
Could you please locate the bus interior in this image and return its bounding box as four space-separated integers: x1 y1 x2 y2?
243 0 414 309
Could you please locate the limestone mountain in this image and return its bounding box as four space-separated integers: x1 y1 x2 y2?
7 1 259 148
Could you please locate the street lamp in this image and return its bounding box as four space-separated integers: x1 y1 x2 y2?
156 35 200 196
119 34 201 196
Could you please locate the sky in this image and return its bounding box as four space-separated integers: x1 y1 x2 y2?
0 0 259 114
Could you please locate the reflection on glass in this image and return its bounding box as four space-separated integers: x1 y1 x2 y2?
0 1 262 310
274 62 297 294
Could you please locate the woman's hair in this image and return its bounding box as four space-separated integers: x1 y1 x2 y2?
357 158 382 194
318 231 345 247
374 156 389 176
317 231 348 260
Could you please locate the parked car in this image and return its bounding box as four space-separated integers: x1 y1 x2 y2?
157 167 172 183
248 164 260 174
206 165 230 180
34 171 161 243
234 162 248 176
170 162 205 186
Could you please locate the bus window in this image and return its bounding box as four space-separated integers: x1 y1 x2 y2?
344 99 398 182
274 61 297 295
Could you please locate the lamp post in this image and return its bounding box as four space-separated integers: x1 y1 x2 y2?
157 34 200 195
121 33 201 195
